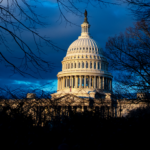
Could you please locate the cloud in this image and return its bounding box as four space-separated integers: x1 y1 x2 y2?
0 0 136 94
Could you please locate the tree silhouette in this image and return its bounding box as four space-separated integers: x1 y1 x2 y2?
105 19 150 95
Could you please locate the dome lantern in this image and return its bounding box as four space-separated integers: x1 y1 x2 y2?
79 10 91 39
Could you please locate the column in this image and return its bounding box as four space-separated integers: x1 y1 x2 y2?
63 76 64 89
102 77 104 90
99 62 101 70
99 76 100 89
61 77 62 89
84 75 86 88
59 78 61 90
72 76 73 88
75 76 77 88
70 76 72 87
94 76 96 89
91 76 93 88
106 77 107 90
80 75 82 88
57 78 59 90
96 62 98 69
66 76 67 88
59 77 61 90
89 76 91 88
96 76 98 88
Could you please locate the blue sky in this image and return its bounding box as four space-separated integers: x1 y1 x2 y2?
0 0 137 98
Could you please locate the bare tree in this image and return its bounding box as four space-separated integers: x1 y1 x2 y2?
0 0 67 78
105 19 150 95
122 0 150 21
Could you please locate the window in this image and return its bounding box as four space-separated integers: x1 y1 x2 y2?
86 62 88 68
98 62 100 69
66 64 67 69
86 47 88 50
83 47 85 50
90 62 92 68
68 64 70 69
75 63 76 68
71 63 73 68
94 62 96 69
78 62 80 68
82 62 84 68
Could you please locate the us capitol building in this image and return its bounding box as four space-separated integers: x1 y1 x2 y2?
51 10 113 100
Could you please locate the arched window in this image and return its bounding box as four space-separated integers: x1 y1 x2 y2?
98 62 100 69
78 62 80 68
90 62 92 68
82 62 84 68
89 48 91 53
94 62 96 69
86 62 88 68
74 63 76 68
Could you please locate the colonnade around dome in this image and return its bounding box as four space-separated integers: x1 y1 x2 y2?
62 60 108 71
57 75 112 92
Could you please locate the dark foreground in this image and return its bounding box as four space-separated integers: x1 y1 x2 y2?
0 105 150 150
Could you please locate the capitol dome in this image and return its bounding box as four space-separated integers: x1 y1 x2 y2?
51 10 113 99
67 38 104 56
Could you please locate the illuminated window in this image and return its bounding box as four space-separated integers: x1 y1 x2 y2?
98 62 100 69
94 62 96 69
90 62 92 68
78 62 80 68
86 62 88 68
82 62 84 68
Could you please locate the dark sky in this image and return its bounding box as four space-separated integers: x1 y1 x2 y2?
0 0 136 97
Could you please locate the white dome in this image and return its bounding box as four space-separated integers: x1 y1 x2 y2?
66 37 104 56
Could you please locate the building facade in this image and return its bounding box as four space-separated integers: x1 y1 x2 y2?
51 11 113 99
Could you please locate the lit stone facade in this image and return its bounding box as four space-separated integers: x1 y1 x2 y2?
51 13 113 99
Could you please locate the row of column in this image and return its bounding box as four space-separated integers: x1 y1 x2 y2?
57 76 112 91
63 61 108 71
